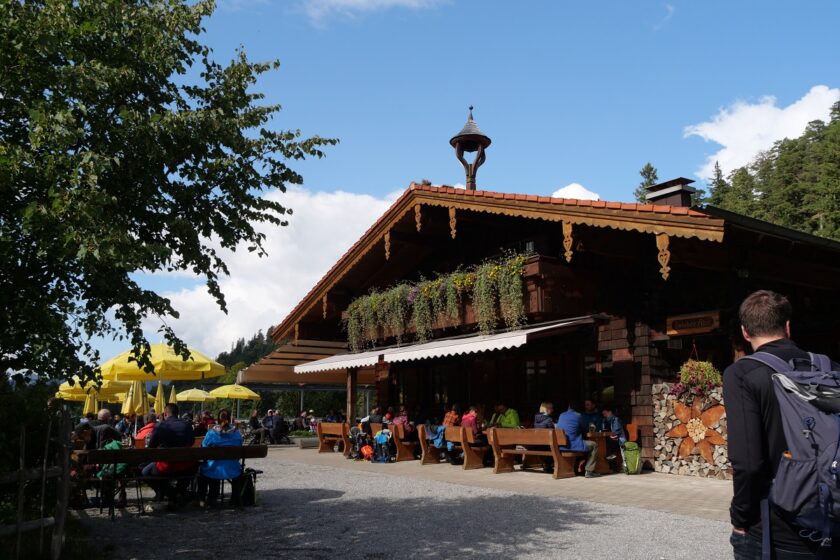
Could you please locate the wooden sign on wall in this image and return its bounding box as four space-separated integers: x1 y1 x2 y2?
666 311 720 336
374 360 390 381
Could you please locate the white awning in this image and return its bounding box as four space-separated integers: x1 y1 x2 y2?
293 316 598 374
382 317 596 363
294 347 382 374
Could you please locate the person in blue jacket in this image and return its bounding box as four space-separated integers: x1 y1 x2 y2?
601 405 626 463
556 402 599 478
198 409 243 508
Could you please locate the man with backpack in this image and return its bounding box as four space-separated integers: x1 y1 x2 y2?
724 290 838 559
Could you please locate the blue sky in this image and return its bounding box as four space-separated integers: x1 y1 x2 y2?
94 0 840 362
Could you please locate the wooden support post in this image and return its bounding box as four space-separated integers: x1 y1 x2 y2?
346 368 358 424
39 418 53 556
15 425 25 560
51 411 71 560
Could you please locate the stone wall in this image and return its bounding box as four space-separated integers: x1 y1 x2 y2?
652 382 731 479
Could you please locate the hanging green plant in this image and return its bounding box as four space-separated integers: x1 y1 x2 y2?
443 273 460 324
670 359 723 400
346 299 364 352
473 261 498 334
412 281 435 341
497 253 527 329
344 252 531 348
380 283 410 341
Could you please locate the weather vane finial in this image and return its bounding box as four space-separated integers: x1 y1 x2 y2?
468 105 474 119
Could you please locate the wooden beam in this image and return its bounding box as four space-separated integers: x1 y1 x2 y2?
346 368 358 424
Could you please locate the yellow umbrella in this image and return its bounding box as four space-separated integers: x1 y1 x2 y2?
168 384 178 404
133 380 151 416
175 388 216 403
208 384 260 401
154 381 166 415
82 393 98 416
120 381 138 415
58 378 130 401
54 390 86 402
113 392 155 404
100 343 224 381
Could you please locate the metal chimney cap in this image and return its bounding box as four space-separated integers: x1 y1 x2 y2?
450 106 491 152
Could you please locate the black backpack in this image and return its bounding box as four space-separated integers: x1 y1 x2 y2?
239 468 260 506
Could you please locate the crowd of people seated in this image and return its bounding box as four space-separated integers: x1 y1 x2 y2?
344 399 627 476
70 403 251 511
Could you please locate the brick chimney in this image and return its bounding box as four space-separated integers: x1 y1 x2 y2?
645 177 697 207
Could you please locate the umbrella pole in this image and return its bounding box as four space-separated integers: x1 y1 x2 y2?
236 399 240 421
299 389 304 413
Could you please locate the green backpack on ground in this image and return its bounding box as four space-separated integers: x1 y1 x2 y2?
622 441 642 474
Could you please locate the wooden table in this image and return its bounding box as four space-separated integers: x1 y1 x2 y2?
72 445 269 519
586 432 616 474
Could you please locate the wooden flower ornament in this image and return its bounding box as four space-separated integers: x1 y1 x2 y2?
666 397 726 464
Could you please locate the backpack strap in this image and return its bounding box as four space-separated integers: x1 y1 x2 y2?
743 351 792 373
808 352 832 373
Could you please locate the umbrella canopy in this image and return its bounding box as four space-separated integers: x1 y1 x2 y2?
175 388 216 403
82 393 98 416
168 384 178 404
120 380 152 416
113 392 156 404
54 390 86 402
154 381 166 415
100 343 225 381
208 384 260 401
57 378 130 401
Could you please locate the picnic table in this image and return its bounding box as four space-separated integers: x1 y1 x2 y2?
72 445 268 518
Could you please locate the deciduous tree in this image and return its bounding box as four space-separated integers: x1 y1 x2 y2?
0 0 336 383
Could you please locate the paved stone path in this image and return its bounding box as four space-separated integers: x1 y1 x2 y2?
76 446 734 559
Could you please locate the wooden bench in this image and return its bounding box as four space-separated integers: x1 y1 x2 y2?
444 427 489 470
417 424 446 465
316 422 348 454
487 428 585 479
389 422 418 461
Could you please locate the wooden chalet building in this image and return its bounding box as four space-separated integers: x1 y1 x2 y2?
243 113 840 468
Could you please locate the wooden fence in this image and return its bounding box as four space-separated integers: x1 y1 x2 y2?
0 411 72 560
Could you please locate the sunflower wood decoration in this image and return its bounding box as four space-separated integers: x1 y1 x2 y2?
666 397 726 464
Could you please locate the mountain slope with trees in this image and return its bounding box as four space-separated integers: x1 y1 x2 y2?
707 102 840 241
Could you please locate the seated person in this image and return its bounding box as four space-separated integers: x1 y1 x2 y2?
392 404 415 440
142 403 196 510
325 409 339 423
533 402 555 428
135 412 157 442
271 413 290 444
90 409 122 450
580 399 603 433
601 405 627 462
198 409 243 508
383 406 395 424
259 409 275 443
556 402 599 478
487 402 520 429
361 406 383 434
442 404 461 427
460 406 480 437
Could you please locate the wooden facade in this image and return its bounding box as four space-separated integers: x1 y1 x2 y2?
258 183 840 467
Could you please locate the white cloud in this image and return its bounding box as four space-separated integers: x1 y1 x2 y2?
685 85 840 179
143 186 399 356
653 3 674 31
551 182 601 200
303 0 440 23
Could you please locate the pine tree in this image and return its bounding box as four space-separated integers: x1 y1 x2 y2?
634 163 659 203
707 162 730 206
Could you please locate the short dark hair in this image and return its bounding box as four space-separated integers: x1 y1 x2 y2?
165 403 179 417
739 290 791 337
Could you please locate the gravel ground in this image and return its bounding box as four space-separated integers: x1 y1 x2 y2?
76 455 732 559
